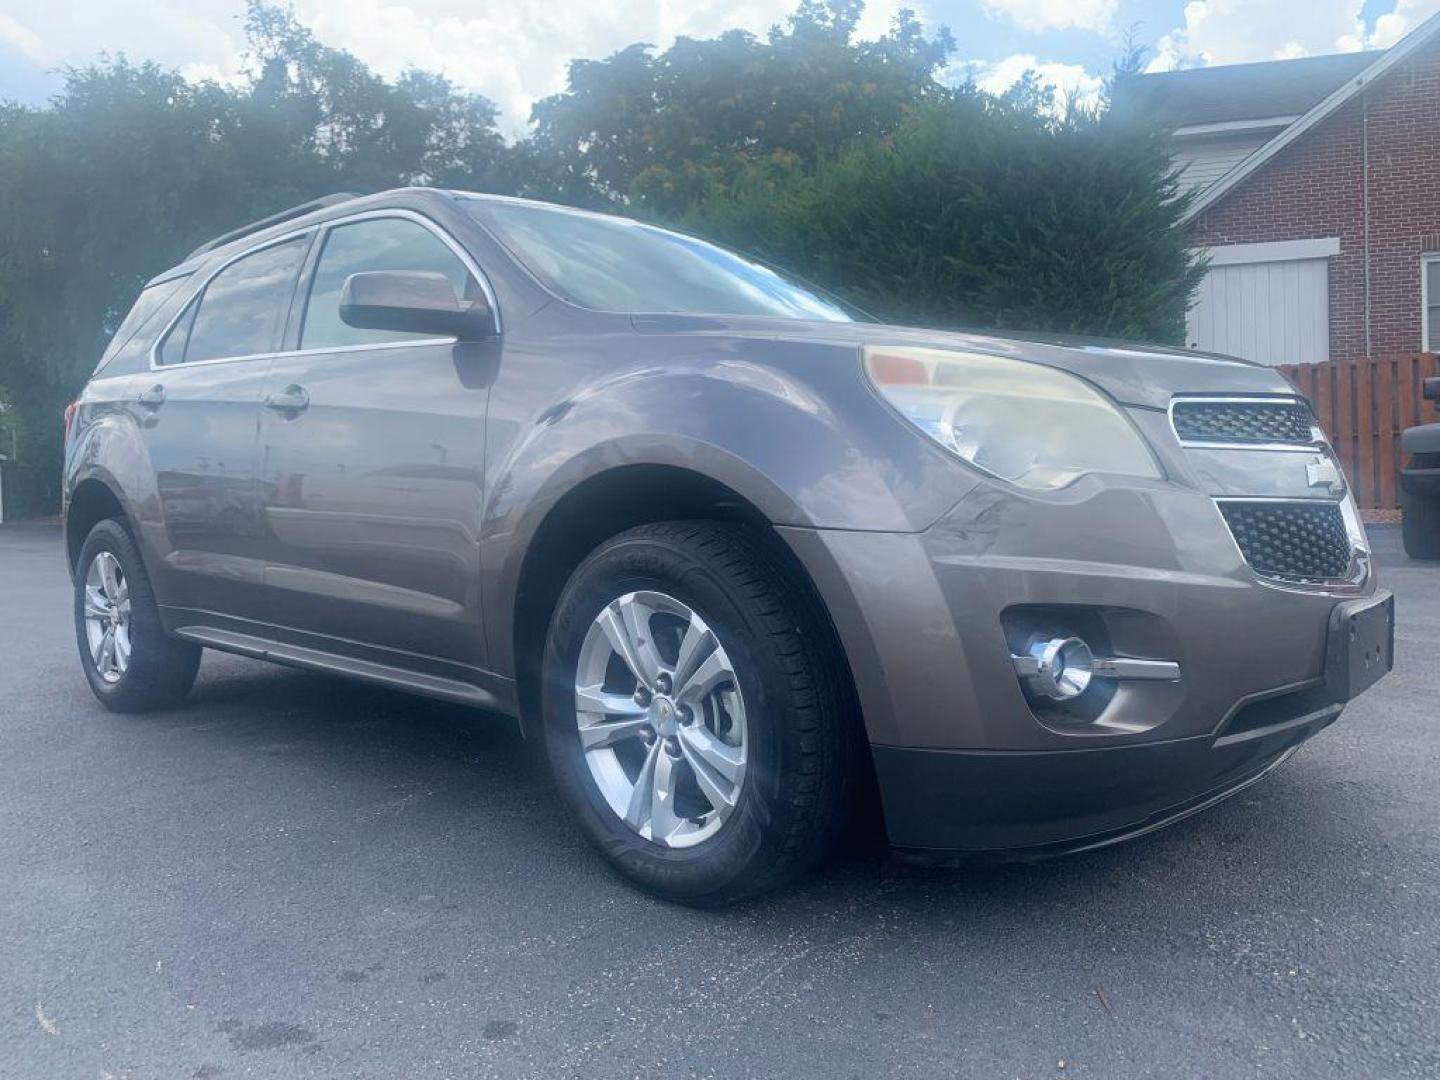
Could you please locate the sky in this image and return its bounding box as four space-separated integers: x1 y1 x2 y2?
1 0 1437 136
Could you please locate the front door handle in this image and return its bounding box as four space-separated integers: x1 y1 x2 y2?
265 385 310 415
136 384 166 409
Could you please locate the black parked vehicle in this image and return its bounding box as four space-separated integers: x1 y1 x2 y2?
1401 377 1440 559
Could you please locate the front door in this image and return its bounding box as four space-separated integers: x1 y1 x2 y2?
253 214 496 671
141 234 311 623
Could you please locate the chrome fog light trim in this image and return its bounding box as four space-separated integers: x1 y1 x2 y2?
1012 641 1181 700
1014 636 1095 701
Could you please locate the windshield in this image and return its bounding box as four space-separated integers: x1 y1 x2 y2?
463 197 860 322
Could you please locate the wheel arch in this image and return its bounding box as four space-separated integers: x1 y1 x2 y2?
507 463 863 745
65 475 132 579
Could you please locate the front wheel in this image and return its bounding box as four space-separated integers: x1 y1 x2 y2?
541 521 858 906
74 519 202 712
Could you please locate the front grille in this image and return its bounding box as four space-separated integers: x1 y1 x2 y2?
1218 501 1354 583
1172 399 1316 445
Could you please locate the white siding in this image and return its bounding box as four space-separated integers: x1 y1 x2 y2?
1186 257 1330 366
1172 133 1273 194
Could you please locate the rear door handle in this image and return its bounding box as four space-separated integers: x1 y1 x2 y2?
136 384 166 409
265 385 310 415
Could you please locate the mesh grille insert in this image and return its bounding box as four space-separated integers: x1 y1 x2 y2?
1219 501 1353 583
1173 400 1316 445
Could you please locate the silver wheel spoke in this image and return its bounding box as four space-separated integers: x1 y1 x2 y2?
575 683 648 718
578 715 652 752
597 600 658 686
99 554 122 604
676 650 730 705
672 614 716 693
84 586 111 620
96 626 116 674
114 627 132 668
678 722 744 785
648 748 684 843
624 742 662 831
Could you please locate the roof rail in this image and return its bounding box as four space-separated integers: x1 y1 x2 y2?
185 192 361 260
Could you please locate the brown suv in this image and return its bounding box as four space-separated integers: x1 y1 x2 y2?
63 189 1393 904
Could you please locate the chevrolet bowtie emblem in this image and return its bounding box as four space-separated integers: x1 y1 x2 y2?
1306 456 1344 495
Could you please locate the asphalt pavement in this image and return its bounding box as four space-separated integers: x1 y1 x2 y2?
1 522 1437 1079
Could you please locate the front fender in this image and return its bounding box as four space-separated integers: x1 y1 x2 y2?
480 350 977 677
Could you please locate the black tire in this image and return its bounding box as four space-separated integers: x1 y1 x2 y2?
74 518 202 712
541 521 858 907
1401 484 1440 560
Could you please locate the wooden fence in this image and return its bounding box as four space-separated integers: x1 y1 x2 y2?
1276 354 1438 510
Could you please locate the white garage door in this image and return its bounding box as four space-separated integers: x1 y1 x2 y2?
1186 239 1338 366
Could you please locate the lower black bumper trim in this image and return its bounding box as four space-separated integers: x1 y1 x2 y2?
874 708 1339 858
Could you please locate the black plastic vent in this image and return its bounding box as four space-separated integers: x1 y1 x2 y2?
1173 400 1316 445
1219 501 1353 583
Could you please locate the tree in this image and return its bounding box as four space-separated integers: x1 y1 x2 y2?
526 1 954 213
0 2 517 513
680 66 1203 343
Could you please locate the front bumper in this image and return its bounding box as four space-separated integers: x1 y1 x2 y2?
779 471 1390 856
875 697 1332 860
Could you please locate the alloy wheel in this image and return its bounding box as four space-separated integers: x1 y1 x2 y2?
83 551 132 684
574 590 748 848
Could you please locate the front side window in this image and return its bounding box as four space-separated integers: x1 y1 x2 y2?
465 198 860 322
1425 257 1440 351
160 238 309 365
300 217 477 349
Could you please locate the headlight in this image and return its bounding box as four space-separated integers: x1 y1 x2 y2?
864 345 1162 491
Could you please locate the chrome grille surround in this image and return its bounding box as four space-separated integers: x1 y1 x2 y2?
1169 395 1323 451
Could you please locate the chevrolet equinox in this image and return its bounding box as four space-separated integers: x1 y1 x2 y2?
62 188 1394 905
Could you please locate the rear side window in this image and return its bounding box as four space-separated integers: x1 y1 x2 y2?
300 217 476 349
97 275 191 373
159 237 309 365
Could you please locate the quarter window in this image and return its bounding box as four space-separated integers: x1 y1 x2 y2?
1425 257 1440 352
300 218 477 349
159 237 309 365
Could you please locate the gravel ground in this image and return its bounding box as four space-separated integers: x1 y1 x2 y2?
1 522 1436 1079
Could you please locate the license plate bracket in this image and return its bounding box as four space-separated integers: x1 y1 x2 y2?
1325 592 1394 701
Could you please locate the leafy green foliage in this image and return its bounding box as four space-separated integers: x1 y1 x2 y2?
0 1 1201 515
526 1 953 213
682 85 1204 342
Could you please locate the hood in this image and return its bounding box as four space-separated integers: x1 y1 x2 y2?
630 314 1296 410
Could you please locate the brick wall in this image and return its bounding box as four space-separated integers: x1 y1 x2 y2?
1188 36 1440 363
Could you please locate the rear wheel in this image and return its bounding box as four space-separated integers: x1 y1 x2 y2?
74 519 201 712
541 521 857 906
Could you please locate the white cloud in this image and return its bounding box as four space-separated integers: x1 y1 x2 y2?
1372 0 1440 48
959 54 1106 110
1145 0 1440 72
978 0 1118 35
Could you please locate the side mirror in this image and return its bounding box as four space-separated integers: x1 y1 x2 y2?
339 271 493 341
1424 376 1439 410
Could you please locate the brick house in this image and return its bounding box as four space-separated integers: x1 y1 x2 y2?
1128 13 1440 368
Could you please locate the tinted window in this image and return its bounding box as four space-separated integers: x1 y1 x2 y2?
161 238 308 365
466 198 856 322
301 218 476 349
97 275 191 372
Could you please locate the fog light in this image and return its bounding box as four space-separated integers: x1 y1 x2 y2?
1021 636 1094 701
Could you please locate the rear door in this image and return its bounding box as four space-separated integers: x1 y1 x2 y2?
140 234 312 622
252 213 497 670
